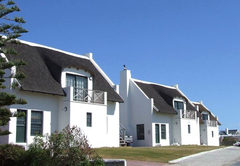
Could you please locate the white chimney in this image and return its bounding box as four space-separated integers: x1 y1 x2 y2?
83 52 93 59
172 84 179 89
225 128 229 135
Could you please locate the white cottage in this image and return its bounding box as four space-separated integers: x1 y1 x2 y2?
120 69 220 147
0 41 123 149
193 101 220 146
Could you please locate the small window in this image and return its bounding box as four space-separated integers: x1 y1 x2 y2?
202 114 208 120
87 113 92 127
155 124 160 143
212 131 214 137
188 125 191 134
174 101 184 110
31 111 43 136
16 110 27 142
161 124 166 139
137 124 144 140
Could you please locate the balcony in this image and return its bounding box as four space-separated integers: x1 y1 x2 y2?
207 120 217 127
64 87 107 105
182 110 196 119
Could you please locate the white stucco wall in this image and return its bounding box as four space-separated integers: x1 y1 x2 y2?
180 118 200 145
200 122 219 146
129 80 153 147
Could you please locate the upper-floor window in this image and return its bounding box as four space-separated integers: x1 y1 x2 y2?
174 101 184 110
66 74 88 89
66 74 88 101
202 114 208 120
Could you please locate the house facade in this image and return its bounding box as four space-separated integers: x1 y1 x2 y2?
0 41 123 148
193 102 220 146
120 69 220 147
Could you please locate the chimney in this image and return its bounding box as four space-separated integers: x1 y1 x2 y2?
83 52 93 59
172 84 179 89
225 128 229 135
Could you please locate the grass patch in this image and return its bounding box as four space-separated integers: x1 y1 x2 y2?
95 145 223 163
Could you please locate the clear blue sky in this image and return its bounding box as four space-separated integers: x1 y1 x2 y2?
15 0 240 131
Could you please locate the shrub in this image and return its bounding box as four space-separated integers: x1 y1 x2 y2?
27 125 104 166
0 144 25 166
221 136 238 146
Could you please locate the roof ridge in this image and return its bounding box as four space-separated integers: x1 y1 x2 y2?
132 78 176 89
20 39 90 60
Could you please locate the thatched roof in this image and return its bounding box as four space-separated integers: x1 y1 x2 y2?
134 80 197 114
193 102 221 125
5 42 123 103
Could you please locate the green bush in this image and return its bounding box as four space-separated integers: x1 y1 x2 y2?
27 125 104 166
0 144 25 166
221 136 238 146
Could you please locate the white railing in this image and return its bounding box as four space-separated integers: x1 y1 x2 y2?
182 110 196 119
207 120 217 127
73 88 105 104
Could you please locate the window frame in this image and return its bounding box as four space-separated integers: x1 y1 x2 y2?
161 124 166 139
87 112 92 127
174 101 184 110
155 124 160 143
202 114 209 120
137 124 145 140
188 124 191 134
16 109 27 143
31 111 43 136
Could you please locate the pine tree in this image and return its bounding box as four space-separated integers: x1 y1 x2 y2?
0 0 27 136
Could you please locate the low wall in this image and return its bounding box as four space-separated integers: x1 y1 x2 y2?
104 159 126 166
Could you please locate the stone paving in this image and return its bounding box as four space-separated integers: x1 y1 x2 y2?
169 146 240 166
127 146 240 166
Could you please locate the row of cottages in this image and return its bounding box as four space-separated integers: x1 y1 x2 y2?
0 41 124 149
119 69 220 146
0 40 220 148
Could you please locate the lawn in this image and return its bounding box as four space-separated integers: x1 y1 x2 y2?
94 145 223 163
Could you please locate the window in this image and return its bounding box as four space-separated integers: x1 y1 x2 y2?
161 124 166 139
212 131 214 137
188 125 191 134
31 111 43 136
66 74 88 101
137 124 144 140
155 124 160 143
174 101 184 110
87 113 92 127
16 110 26 142
202 114 208 120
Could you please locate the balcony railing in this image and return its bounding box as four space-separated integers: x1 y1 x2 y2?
207 120 217 127
73 88 105 104
182 110 196 119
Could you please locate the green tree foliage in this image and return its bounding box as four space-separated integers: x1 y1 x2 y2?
0 0 27 136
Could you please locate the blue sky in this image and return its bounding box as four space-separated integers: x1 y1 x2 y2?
15 0 240 131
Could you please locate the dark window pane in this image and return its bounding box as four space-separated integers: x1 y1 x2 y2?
174 101 184 110
87 113 92 127
137 124 144 140
155 124 159 143
188 125 191 134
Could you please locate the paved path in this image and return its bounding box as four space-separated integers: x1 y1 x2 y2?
169 146 240 166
